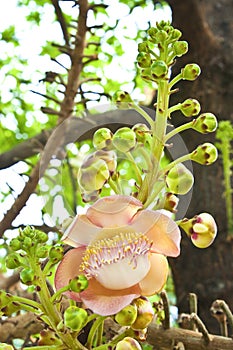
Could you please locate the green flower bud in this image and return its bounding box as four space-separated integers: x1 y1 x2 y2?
112 127 136 153
138 42 149 53
64 306 88 331
148 27 158 42
170 28 182 41
137 52 152 68
95 150 117 173
9 238 21 251
20 268 35 285
173 41 188 57
21 226 36 238
35 230 49 243
116 337 142 350
5 253 21 269
23 236 32 250
0 291 14 312
164 192 179 213
69 275 88 293
93 128 113 150
181 98 201 117
154 30 168 43
1 301 21 316
36 246 49 259
112 91 134 109
132 123 151 143
181 63 201 81
115 304 137 326
180 213 217 248
191 143 218 165
49 246 64 263
166 163 194 195
192 113 218 133
140 68 153 82
78 157 110 192
151 60 168 78
0 344 14 350
131 297 154 330
38 330 63 346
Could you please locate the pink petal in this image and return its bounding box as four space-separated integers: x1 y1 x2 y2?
130 210 181 257
139 253 168 295
61 214 101 247
55 247 86 302
86 195 142 227
80 278 140 316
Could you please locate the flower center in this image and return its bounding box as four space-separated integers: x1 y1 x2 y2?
80 232 153 290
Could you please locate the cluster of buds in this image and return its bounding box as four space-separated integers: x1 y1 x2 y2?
115 297 154 331
179 213 217 248
5 226 64 286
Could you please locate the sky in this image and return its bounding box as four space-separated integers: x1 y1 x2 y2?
0 0 172 231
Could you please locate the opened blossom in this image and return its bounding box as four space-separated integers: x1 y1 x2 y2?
55 195 181 316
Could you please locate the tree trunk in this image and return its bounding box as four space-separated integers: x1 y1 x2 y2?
166 0 233 334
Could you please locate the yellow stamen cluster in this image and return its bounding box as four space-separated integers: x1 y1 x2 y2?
80 232 153 278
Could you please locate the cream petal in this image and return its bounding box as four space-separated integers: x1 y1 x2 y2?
55 247 86 302
95 255 151 290
80 278 140 316
130 210 181 257
61 214 101 247
86 195 142 228
139 253 169 295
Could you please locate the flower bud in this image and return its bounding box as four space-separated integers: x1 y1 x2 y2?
164 192 179 213
0 301 21 316
0 344 14 350
36 246 49 259
116 337 142 350
154 30 168 43
180 98 201 117
140 68 153 82
115 304 137 326
191 143 218 165
49 246 64 263
181 63 201 81
112 127 136 153
131 297 154 330
38 330 63 346
64 306 88 331
180 213 217 248
132 123 151 143
5 253 21 269
166 163 194 195
170 28 182 41
173 41 188 57
23 236 32 250
35 230 49 243
9 238 21 251
112 91 134 109
95 150 117 173
20 268 36 285
78 157 110 192
138 42 149 53
21 226 36 238
151 60 168 78
69 275 88 293
137 52 152 68
93 128 113 150
192 113 218 133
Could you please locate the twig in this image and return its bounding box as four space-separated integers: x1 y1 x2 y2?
51 0 70 46
190 313 210 345
160 291 170 329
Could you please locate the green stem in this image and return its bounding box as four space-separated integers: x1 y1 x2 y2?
160 153 192 175
164 120 193 142
132 103 154 129
11 295 42 312
86 316 106 349
168 73 182 89
126 152 142 186
167 102 182 116
50 285 70 303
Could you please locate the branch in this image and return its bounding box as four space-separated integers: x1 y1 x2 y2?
147 324 233 350
0 312 43 343
51 0 70 46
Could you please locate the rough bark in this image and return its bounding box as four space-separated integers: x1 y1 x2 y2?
166 0 233 333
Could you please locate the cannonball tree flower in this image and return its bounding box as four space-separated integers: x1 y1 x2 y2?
55 195 181 316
